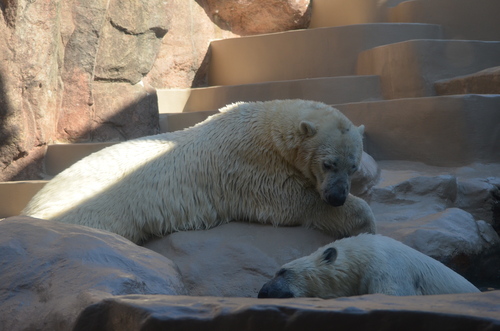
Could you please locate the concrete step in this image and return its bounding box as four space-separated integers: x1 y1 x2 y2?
45 142 116 177
208 23 442 86
435 66 500 96
0 181 48 218
157 76 382 114
308 0 500 42
159 111 219 133
309 0 406 28
389 0 500 41
336 94 500 166
357 39 500 99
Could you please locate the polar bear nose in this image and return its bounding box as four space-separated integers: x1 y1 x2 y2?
323 189 348 207
258 279 295 298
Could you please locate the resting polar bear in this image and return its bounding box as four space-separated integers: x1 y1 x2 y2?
258 233 479 298
23 100 375 243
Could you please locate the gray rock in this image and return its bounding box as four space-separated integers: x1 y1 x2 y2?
0 216 187 331
378 208 499 259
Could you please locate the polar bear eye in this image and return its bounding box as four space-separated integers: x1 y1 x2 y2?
323 161 337 171
277 268 289 277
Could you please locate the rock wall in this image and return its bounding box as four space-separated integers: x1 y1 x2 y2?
0 0 311 181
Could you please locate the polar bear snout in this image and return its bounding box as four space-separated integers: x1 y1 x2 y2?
321 177 349 207
258 272 295 298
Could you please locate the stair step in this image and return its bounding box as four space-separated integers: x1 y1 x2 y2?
157 76 382 114
389 0 500 41
45 142 116 177
357 39 500 99
160 111 219 133
309 0 406 28
0 181 48 218
208 23 442 86
335 94 500 166
435 66 500 96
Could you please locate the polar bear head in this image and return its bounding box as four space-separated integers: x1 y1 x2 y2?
292 103 365 207
258 244 345 299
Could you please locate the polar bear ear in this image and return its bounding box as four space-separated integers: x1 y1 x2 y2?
321 247 338 264
299 121 317 137
358 124 365 136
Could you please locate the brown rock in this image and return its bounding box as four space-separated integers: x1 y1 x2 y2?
435 66 500 95
91 82 159 141
142 1 238 89
56 0 169 142
200 0 312 36
74 291 500 331
0 0 63 180
93 0 170 84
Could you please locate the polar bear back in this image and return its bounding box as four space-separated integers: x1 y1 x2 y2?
354 235 479 295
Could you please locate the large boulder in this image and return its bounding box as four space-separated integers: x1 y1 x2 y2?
0 216 187 331
199 0 311 35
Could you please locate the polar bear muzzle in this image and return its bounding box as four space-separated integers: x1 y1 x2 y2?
321 175 350 207
258 269 295 298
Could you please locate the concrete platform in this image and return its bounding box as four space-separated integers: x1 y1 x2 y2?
157 76 382 114
159 110 219 133
357 40 500 99
336 94 500 166
389 0 500 41
208 23 442 86
45 142 116 177
0 181 48 218
309 0 407 28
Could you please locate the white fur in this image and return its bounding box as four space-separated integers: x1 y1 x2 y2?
276 234 480 298
23 100 375 243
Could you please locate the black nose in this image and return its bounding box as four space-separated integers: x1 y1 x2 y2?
258 282 295 299
258 287 269 298
324 191 347 206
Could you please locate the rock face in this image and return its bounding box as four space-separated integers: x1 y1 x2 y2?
0 0 311 181
0 216 187 331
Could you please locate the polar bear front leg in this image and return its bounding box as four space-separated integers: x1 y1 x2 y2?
310 194 376 239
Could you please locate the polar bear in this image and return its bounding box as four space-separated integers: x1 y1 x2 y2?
258 233 480 298
23 100 375 244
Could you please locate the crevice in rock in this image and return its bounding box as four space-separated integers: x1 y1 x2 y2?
108 18 167 39
0 0 17 28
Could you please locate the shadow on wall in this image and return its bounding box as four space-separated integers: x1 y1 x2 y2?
0 72 161 181
0 69 22 179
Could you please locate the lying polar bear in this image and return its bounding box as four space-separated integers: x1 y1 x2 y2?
23 100 375 243
258 233 479 298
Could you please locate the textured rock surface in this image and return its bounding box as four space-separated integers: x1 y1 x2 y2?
200 0 311 35
435 66 500 95
0 216 187 331
74 292 500 331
